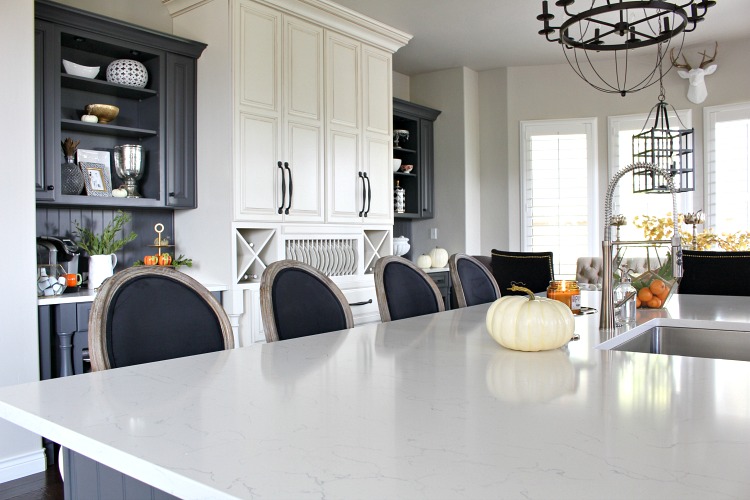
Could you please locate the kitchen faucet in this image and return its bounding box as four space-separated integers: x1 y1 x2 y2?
600 163 683 331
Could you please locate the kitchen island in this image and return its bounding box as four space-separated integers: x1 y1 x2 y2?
2 292 750 498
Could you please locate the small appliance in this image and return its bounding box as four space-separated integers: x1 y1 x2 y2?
37 236 81 276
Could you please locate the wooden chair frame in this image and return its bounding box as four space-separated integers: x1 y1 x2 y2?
448 253 501 308
88 266 234 371
374 255 445 322
260 260 353 342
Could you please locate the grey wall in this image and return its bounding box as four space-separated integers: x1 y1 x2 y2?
53 0 173 33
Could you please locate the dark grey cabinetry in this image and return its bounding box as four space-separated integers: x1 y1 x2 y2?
393 98 441 219
427 271 451 310
34 0 205 209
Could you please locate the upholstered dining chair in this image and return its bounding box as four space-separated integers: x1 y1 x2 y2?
374 255 445 322
678 250 750 296
260 260 353 342
88 266 234 371
490 249 554 296
449 253 501 308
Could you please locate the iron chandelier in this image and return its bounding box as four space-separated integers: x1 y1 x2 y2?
538 1 715 96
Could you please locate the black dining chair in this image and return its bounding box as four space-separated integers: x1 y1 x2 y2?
449 253 501 308
678 250 750 296
490 249 554 296
260 260 353 342
88 266 234 371
374 256 445 322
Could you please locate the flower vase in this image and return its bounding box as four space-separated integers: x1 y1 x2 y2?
61 155 85 195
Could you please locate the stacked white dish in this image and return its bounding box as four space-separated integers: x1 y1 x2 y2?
285 239 357 276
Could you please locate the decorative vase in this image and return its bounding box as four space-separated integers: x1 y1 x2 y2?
106 59 148 88
393 236 410 256
88 254 117 290
61 155 85 195
394 180 405 214
114 144 144 198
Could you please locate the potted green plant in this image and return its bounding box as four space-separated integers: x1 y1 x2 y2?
74 210 137 289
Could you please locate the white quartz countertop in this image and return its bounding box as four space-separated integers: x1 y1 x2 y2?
37 283 228 305
3 292 750 498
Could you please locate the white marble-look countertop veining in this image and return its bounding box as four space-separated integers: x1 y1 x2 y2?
3 292 750 498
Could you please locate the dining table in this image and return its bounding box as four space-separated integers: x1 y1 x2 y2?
2 291 750 499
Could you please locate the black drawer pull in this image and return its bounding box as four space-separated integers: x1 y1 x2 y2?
349 299 373 307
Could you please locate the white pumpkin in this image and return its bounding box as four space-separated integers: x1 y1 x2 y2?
485 285 575 352
428 247 449 268
416 254 432 269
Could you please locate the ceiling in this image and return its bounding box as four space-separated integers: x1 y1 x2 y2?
332 0 749 75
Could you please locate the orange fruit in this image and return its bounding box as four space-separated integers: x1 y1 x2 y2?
637 287 653 303
647 297 663 308
656 286 670 301
636 297 642 308
649 279 666 295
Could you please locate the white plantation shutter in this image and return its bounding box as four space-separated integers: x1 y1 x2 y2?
704 103 750 233
521 119 597 279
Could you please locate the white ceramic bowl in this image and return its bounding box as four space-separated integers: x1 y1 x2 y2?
62 59 100 79
393 158 402 172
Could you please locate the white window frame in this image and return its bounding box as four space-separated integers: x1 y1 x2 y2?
703 102 750 232
520 118 598 279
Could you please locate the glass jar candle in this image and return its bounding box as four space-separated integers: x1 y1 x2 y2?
547 280 581 314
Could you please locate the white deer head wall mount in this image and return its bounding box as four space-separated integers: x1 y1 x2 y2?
670 43 718 104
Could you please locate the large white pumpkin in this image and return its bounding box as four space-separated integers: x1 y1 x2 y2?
485 286 575 352
428 247 449 268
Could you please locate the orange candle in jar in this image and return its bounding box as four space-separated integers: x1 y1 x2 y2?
547 280 581 314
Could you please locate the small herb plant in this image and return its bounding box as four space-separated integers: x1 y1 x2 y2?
74 210 137 255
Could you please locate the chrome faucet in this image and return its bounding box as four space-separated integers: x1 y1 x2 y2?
600 163 682 331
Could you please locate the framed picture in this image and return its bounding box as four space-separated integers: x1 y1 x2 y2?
81 162 112 196
77 149 111 170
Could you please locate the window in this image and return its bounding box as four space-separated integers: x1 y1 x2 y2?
607 111 692 242
704 102 750 233
520 118 598 279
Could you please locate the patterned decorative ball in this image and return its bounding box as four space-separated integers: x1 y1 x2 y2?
106 59 148 88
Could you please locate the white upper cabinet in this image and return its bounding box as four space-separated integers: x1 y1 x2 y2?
326 32 393 224
235 2 324 222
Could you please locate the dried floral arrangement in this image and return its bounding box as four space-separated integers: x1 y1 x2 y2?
633 213 750 251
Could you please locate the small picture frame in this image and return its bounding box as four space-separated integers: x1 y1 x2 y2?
81 162 112 196
77 149 111 170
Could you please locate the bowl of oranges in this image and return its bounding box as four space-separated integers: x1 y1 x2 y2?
633 271 675 309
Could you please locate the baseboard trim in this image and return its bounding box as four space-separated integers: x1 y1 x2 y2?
0 449 46 483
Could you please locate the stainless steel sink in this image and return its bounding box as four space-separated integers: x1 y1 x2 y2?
610 326 750 362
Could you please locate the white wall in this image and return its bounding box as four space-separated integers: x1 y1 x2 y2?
0 0 47 483
53 0 173 33
393 71 410 101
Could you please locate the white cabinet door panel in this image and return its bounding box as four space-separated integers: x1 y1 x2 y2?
327 129 361 223
236 112 282 221
285 121 324 221
237 1 280 112
363 46 391 136
326 33 359 129
364 135 392 223
286 17 323 122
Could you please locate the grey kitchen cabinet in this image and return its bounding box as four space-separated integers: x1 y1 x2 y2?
393 98 441 219
34 0 205 209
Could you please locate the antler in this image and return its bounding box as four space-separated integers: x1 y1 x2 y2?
669 48 691 70
699 42 718 69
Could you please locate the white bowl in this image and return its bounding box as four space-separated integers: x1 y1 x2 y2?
393 158 402 172
62 59 100 79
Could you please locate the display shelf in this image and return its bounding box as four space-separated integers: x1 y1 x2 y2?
235 228 277 285
61 75 157 99
392 98 441 220
61 119 158 138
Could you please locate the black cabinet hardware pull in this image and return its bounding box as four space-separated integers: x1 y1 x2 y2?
47 185 54 190
284 162 292 215
169 192 175 197
358 171 366 217
349 299 373 306
277 161 285 214
363 172 371 217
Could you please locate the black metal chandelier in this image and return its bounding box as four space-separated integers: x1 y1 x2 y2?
538 1 715 96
